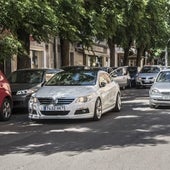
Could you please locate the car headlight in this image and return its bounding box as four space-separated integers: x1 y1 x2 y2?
16 88 37 95
76 95 93 103
150 89 160 95
137 77 142 80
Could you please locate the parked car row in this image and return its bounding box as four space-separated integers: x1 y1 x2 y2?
1 64 169 121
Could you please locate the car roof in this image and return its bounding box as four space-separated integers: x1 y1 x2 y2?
160 68 170 72
60 68 107 74
11 68 62 73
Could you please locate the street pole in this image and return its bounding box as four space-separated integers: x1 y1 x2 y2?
165 46 168 67
165 39 170 67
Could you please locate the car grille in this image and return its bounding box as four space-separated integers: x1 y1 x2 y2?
12 91 17 95
141 77 154 80
41 111 69 115
38 98 74 105
161 92 170 95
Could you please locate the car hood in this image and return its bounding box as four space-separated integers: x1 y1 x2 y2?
151 82 170 91
138 73 158 78
35 86 97 98
10 83 42 91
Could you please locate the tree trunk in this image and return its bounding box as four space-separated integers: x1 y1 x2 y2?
53 37 57 68
60 38 70 66
123 48 129 66
108 38 115 67
82 46 86 65
123 40 132 66
136 46 144 66
17 29 31 69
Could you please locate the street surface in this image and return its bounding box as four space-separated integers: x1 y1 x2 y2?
0 88 170 170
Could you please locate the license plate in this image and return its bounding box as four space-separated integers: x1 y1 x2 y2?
145 80 151 83
163 96 170 100
39 105 65 111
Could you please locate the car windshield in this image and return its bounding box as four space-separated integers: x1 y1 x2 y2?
8 70 44 84
45 70 97 86
128 67 137 73
140 66 160 73
156 71 170 82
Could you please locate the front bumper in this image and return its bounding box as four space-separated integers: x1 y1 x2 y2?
136 80 154 87
28 101 95 120
12 95 31 108
149 97 170 107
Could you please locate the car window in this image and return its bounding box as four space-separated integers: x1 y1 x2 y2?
45 71 97 86
110 68 122 77
8 70 44 84
156 71 170 82
45 73 56 82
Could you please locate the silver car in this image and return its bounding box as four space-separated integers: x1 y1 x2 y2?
136 65 163 88
149 69 170 108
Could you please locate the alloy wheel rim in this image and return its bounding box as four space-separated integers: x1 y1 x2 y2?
3 101 11 118
117 94 121 110
96 99 102 119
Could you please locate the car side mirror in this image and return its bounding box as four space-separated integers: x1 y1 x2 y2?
100 81 106 87
111 73 117 77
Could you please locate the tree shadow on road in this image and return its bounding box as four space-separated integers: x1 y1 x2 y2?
0 88 170 156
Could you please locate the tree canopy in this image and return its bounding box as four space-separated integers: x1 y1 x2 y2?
0 0 170 67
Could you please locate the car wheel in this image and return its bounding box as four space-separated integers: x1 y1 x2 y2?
127 80 131 88
113 93 121 112
149 102 158 109
121 86 126 90
136 84 141 89
0 98 12 121
93 98 102 121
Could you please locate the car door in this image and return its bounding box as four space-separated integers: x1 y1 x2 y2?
110 67 127 88
98 73 116 110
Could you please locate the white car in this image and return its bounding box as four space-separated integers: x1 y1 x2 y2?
28 69 121 121
149 69 170 108
110 66 131 89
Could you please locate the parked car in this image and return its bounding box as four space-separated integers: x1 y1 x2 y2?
0 70 13 121
136 65 163 88
149 69 170 108
8 68 62 109
110 66 131 89
28 69 121 121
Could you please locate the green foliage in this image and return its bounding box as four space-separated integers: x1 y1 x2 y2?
0 32 22 63
0 0 170 63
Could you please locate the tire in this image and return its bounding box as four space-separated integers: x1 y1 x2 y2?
93 98 102 121
113 93 121 112
127 80 131 88
149 102 158 109
0 98 12 121
136 84 141 89
121 86 125 90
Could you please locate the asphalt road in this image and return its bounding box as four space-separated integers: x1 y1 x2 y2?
0 88 170 170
